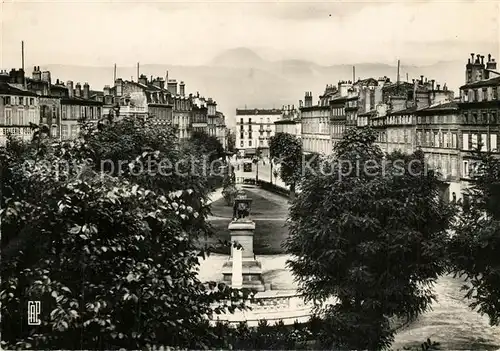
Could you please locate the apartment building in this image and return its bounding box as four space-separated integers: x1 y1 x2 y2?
301 90 332 155
61 81 103 140
458 53 500 202
0 70 40 145
415 101 461 201
236 108 281 157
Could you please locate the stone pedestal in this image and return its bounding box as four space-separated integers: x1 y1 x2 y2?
222 219 265 291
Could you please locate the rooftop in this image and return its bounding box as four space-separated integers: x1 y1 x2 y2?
460 75 500 89
236 108 282 115
0 83 38 97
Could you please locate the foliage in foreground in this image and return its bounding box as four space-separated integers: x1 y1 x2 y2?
449 149 500 326
284 128 455 350
0 120 247 349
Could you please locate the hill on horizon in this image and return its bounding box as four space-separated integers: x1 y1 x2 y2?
39 48 467 128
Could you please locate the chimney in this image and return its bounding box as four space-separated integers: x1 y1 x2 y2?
299 100 303 108
152 78 165 90
167 79 178 95
115 78 123 97
476 54 481 63
304 92 313 107
32 66 41 81
468 58 471 64
179 81 185 96
487 57 497 70
14 69 25 85
67 81 74 98
488 54 492 62
431 79 435 90
103 85 110 96
75 83 82 97
83 82 90 99
138 74 148 86
481 55 485 65
420 75 424 84
41 71 51 84
437 84 441 90
471 53 475 62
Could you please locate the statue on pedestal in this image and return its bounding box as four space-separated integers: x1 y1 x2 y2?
232 191 252 221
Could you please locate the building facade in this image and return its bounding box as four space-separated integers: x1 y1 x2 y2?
236 108 281 157
61 81 103 140
0 71 40 145
415 101 462 201
458 53 500 203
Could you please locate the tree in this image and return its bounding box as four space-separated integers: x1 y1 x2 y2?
253 147 262 183
284 128 455 349
0 120 250 349
227 131 236 154
269 133 302 199
189 130 225 163
449 149 500 326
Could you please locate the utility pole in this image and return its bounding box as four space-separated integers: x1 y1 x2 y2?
397 59 400 85
137 62 140 81
22 41 26 89
113 63 117 82
352 66 355 83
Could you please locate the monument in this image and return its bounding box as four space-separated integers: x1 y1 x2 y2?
222 190 265 291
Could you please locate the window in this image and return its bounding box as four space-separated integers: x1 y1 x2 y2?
19 97 24 105
240 132 244 139
434 132 439 147
249 140 252 147
463 161 469 177
240 140 244 147
471 134 478 149
417 131 422 145
491 134 498 151
52 106 57 120
240 118 243 125
18 110 24 125
259 140 263 146
481 134 487 151
472 112 478 123
249 118 252 124
62 125 69 139
5 110 12 125
444 133 449 148
493 87 498 100
491 111 497 124
474 89 479 102
463 133 469 150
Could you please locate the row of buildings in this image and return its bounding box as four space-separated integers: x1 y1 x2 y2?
235 53 500 203
0 67 228 148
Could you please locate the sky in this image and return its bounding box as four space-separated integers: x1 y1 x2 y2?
1 0 499 68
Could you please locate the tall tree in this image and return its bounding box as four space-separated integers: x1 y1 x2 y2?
189 130 225 163
226 131 236 154
449 149 500 326
269 133 302 199
284 128 455 349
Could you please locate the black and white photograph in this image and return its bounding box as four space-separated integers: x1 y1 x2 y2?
1 0 500 349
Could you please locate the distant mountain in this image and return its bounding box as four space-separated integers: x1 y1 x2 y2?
40 48 468 128
210 47 267 69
